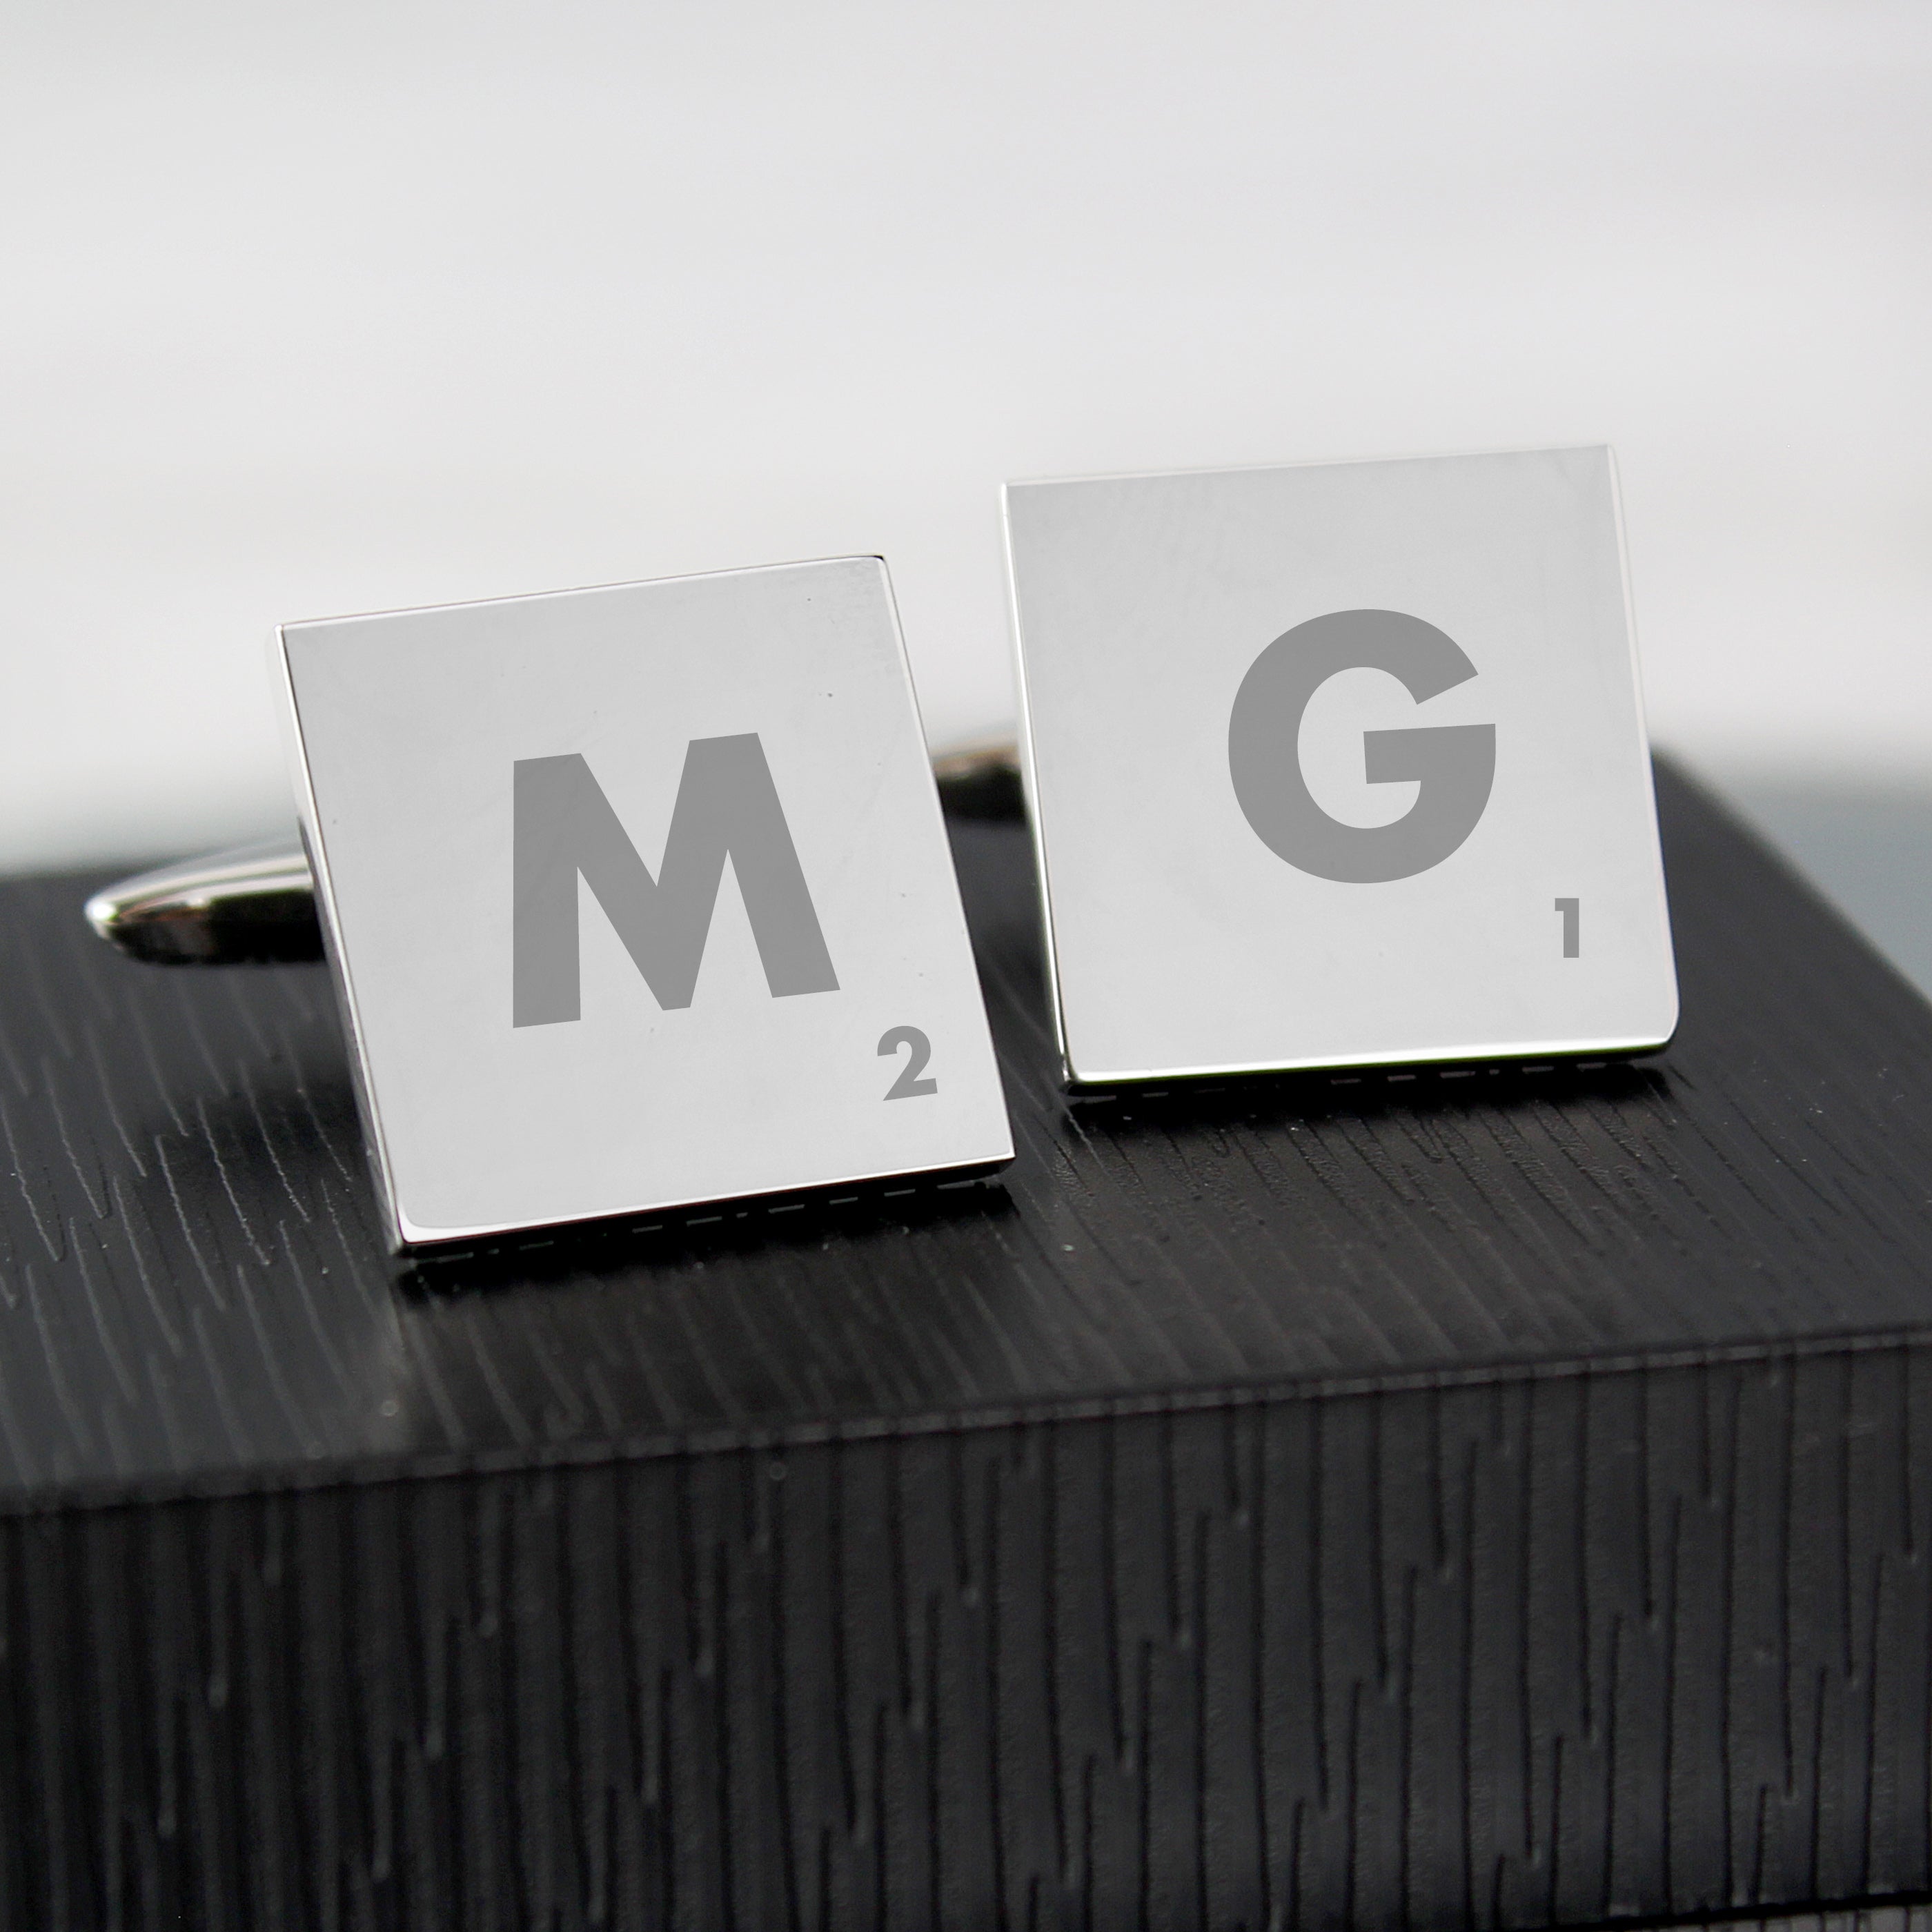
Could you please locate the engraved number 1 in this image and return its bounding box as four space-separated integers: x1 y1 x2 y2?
1555 898 1580 958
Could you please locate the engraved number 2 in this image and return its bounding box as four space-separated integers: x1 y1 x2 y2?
878 1025 938 1099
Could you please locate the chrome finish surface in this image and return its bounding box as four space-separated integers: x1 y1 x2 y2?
1003 446 1679 1083
275 559 1012 1248
85 742 1025 967
84 839 320 965
929 738 1024 819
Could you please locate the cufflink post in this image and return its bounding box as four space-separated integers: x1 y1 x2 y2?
85 743 1023 967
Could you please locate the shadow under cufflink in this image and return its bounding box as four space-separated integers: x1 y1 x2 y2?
393 1165 1016 1299
1064 1052 1671 1141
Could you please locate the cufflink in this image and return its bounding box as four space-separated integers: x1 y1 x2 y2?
1003 446 1679 1085
93 560 1014 1250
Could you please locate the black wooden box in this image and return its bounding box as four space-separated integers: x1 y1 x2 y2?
3 765 1932 1931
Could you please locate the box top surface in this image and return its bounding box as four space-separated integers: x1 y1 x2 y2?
1 762 1929 1510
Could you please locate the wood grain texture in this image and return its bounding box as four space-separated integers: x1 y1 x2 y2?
7 1354 1932 1929
0 762 1929 1508
3 762 1932 1927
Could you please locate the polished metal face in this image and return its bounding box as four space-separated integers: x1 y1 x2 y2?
1004 447 1679 1085
277 558 1012 1249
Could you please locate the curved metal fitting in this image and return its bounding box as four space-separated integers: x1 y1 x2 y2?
85 840 324 966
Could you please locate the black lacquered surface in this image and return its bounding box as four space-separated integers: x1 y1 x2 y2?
1 762 1929 1508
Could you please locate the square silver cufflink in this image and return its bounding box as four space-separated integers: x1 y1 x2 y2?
1003 446 1679 1085
259 558 1011 1250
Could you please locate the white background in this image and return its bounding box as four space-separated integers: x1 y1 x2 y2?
3 0 1927 871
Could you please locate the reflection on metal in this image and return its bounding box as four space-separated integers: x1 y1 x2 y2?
85 840 323 966
930 738 1025 820
85 742 1023 966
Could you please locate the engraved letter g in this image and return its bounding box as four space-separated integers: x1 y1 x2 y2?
1228 609 1495 884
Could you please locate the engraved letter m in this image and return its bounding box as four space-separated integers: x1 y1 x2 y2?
513 736 838 1025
